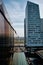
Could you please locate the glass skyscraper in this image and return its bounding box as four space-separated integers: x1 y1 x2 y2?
25 1 42 47
24 18 26 45
40 19 43 46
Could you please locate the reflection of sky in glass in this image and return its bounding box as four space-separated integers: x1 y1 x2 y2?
3 0 43 37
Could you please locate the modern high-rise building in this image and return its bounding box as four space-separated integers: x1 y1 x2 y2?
41 19 43 32
24 1 43 48
40 19 43 45
0 0 15 64
24 18 26 45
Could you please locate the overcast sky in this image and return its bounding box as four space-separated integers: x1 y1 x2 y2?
3 0 43 37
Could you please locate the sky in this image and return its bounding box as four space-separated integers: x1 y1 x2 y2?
3 0 43 37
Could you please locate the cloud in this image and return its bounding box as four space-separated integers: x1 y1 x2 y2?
39 4 43 18
3 0 24 37
3 0 43 37
4 0 25 23
14 28 24 37
28 0 43 4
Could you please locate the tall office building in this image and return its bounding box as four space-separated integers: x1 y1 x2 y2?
41 19 43 32
25 1 42 47
24 18 26 45
40 19 43 45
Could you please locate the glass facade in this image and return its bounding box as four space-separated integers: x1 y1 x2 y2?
0 1 14 64
25 1 43 47
40 19 43 45
24 18 26 45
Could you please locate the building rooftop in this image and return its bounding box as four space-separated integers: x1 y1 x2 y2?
27 1 38 6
